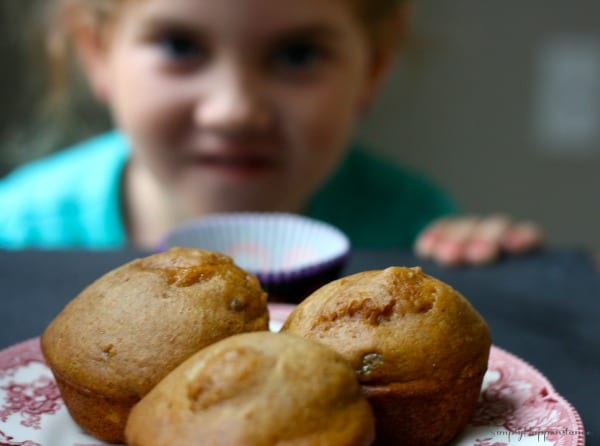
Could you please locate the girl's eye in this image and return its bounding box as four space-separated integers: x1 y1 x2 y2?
273 41 325 73
158 34 205 62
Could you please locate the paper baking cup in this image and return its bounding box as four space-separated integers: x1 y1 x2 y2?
159 213 351 303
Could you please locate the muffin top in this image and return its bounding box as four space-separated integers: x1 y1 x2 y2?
125 331 374 446
282 266 491 386
41 247 269 399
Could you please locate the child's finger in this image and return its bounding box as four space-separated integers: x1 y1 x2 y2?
500 221 543 253
464 214 511 264
414 219 448 259
428 217 479 266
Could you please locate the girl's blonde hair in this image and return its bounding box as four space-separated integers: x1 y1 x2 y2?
0 0 112 172
1 0 408 172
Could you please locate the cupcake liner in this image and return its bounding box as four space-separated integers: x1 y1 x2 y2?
159 213 351 303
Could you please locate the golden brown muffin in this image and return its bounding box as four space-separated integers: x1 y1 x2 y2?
125 331 375 446
282 266 491 446
41 247 269 443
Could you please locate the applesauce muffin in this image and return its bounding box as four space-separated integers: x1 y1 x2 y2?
125 331 375 446
41 247 269 443
282 266 491 446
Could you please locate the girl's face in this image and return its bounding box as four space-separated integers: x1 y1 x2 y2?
84 0 392 215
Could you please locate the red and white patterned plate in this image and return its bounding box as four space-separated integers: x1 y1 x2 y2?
0 304 585 446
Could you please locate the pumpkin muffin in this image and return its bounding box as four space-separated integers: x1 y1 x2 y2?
41 247 269 443
125 331 375 446
282 266 491 446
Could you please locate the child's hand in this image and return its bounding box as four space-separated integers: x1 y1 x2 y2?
414 214 542 266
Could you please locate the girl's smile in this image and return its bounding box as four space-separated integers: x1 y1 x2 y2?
185 150 279 182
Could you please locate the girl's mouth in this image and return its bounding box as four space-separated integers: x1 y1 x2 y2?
189 153 276 180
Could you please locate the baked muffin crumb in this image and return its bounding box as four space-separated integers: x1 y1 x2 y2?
41 247 269 442
283 266 491 446
125 332 375 446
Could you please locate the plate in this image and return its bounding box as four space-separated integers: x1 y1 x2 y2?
0 304 585 446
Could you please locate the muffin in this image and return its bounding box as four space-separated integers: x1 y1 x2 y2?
41 247 269 443
125 331 375 446
282 266 491 446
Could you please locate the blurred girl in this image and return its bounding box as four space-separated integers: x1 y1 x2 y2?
0 0 541 264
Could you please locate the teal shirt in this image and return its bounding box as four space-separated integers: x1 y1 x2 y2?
0 132 129 249
0 131 457 249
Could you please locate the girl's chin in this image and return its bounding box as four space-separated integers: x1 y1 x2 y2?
175 169 306 215
180 187 290 215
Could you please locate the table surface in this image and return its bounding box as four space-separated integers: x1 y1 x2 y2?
0 247 598 444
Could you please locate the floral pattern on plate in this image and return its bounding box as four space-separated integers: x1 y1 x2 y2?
0 304 585 446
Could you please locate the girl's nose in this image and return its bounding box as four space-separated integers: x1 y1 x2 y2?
194 68 271 134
